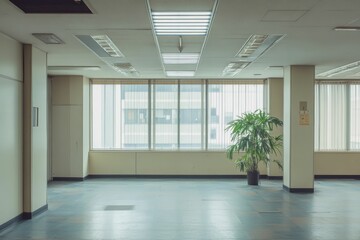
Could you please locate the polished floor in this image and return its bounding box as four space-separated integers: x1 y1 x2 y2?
1 178 359 240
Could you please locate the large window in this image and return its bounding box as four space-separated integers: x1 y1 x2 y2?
207 81 264 149
92 82 149 149
315 81 360 151
92 80 264 150
152 82 178 149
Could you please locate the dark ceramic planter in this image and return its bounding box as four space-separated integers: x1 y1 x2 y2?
247 170 259 185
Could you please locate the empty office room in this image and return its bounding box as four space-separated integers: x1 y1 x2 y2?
0 0 359 239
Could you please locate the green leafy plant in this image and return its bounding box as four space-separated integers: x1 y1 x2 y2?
226 109 283 173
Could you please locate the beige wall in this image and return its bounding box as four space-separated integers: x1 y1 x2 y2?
88 151 360 176
89 151 268 175
51 76 89 178
0 33 23 226
267 78 284 176
314 152 360 175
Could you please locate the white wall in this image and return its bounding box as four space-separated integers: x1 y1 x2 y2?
0 33 23 226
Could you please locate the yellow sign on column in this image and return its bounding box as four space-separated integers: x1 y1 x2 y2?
299 111 309 125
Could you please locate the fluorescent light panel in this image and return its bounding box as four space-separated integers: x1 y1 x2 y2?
166 71 195 77
152 11 211 36
237 34 284 61
91 35 124 57
162 53 199 64
317 61 360 77
222 62 250 76
333 26 360 31
152 12 211 16
48 66 100 71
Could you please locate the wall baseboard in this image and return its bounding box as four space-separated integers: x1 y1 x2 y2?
267 176 283 180
0 214 23 232
0 204 48 233
23 204 48 220
314 175 360 179
87 174 248 179
86 174 359 180
52 177 85 181
283 185 314 193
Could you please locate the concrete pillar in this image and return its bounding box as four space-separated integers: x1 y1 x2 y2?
266 78 283 178
283 65 314 193
23 44 48 218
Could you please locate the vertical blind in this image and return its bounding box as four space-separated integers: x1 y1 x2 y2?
91 79 265 150
315 81 360 151
207 81 264 149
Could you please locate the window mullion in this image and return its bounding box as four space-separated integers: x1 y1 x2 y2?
152 82 156 149
148 79 152 150
177 79 180 149
205 80 208 150
346 83 351 150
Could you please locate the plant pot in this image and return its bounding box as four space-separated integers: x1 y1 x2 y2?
247 171 259 185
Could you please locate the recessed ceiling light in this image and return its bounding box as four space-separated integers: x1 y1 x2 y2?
162 53 200 64
236 34 285 61
32 33 64 44
222 62 250 76
91 35 124 57
267 66 283 70
317 61 360 77
166 71 195 77
333 26 360 31
48 66 101 71
152 11 212 36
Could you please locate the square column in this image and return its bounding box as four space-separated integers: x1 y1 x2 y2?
266 78 284 178
283 66 314 193
23 44 48 217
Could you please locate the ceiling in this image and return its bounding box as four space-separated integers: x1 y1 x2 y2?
1 0 360 79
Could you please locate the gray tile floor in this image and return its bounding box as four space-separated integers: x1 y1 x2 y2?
1 178 360 240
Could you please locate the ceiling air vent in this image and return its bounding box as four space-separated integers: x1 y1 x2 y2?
75 35 139 76
236 34 285 62
32 33 64 44
222 62 250 76
75 35 123 58
112 63 139 76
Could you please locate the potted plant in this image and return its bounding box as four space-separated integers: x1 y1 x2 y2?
225 109 283 185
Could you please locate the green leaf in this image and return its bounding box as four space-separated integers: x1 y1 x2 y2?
225 109 283 172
